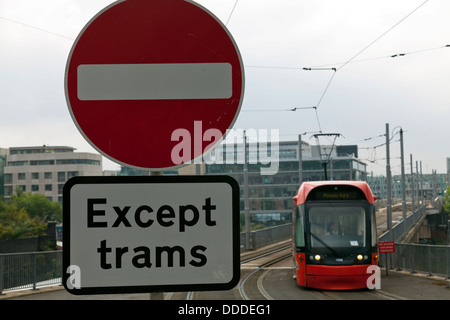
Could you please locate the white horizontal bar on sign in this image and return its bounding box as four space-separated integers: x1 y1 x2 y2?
77 63 233 100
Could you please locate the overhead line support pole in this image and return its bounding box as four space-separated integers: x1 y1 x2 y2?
400 128 406 222
244 131 250 250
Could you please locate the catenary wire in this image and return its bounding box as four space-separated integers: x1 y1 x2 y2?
0 16 74 40
226 0 239 26
301 0 431 136
335 0 431 71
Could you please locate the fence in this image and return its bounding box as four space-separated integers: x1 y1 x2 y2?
0 251 62 294
0 224 292 294
379 243 450 278
240 223 292 250
1 215 448 294
379 206 426 243
377 204 450 278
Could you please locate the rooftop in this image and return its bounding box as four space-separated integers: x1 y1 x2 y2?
8 146 76 155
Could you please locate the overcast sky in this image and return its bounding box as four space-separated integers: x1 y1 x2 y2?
0 0 448 176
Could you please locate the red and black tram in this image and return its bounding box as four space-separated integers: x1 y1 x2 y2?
292 181 378 290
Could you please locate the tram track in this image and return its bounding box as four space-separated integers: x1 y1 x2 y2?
172 240 408 300
236 242 406 301
181 242 292 300
238 246 291 300
311 288 403 300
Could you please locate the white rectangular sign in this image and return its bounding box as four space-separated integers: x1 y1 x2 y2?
77 63 232 100
63 176 240 295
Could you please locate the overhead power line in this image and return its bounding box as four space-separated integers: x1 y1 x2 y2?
245 65 302 70
226 0 239 26
0 16 73 40
335 0 431 71
243 106 316 112
245 44 449 70
301 0 431 135
308 44 449 69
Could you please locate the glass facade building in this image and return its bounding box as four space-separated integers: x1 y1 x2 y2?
203 140 368 225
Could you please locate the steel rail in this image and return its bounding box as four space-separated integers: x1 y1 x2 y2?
239 251 291 300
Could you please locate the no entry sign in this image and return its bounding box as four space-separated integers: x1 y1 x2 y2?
65 0 244 170
63 175 240 294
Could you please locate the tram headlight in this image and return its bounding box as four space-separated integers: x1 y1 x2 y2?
356 254 363 261
314 255 321 261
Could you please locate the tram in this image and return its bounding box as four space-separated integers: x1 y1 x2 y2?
292 181 378 290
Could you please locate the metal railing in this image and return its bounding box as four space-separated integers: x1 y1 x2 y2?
1 215 448 294
379 243 450 278
240 223 291 250
0 224 293 294
376 205 450 278
0 251 62 294
379 205 426 243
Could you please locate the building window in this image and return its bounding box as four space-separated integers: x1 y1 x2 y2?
18 173 26 180
32 185 39 192
7 161 28 166
4 186 12 196
68 171 79 179
32 172 39 180
45 184 52 191
4 174 12 184
45 172 52 179
56 159 100 165
58 172 66 182
18 185 26 192
30 160 55 166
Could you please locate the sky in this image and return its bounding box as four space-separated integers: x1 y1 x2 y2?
0 0 449 176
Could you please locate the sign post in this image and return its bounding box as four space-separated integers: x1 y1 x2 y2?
63 175 240 295
63 0 244 296
378 241 396 276
64 0 244 171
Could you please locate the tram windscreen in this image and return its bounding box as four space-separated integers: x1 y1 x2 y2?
308 205 366 248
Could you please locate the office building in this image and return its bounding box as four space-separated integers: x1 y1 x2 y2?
2 146 102 203
202 139 368 223
367 172 448 201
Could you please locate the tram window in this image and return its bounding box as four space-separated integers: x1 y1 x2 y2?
308 206 366 248
295 206 305 247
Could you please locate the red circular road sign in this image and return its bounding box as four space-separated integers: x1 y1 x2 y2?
65 0 244 170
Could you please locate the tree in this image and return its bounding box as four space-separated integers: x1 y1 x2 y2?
0 189 62 241
8 188 62 222
443 186 450 215
0 201 46 240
